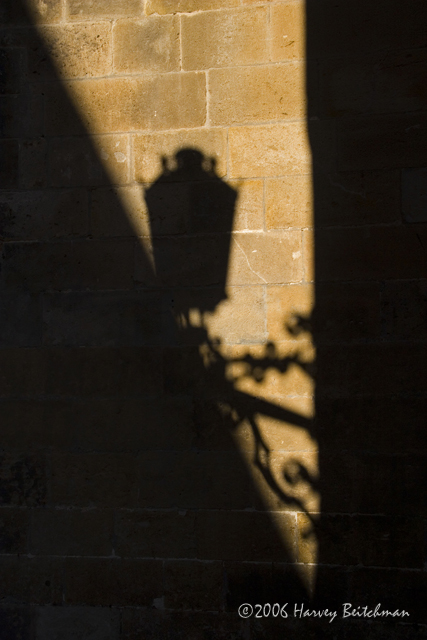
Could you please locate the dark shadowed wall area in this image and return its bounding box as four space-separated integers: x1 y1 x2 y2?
0 0 427 639
307 0 427 637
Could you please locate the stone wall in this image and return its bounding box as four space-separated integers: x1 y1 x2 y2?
0 0 426 637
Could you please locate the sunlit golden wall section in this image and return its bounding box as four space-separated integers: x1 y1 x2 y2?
25 0 317 600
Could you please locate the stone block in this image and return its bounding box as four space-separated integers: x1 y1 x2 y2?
115 509 196 558
164 560 223 610
0 93 44 138
68 0 142 20
36 606 120 640
231 179 264 231
0 606 33 640
0 48 23 94
306 514 425 569
0 508 28 554
20 138 47 189
113 16 179 74
182 7 268 70
0 139 19 188
64 558 163 606
196 510 297 562
91 186 149 237
227 231 303 285
316 344 427 398
0 399 49 451
30 509 113 556
316 169 400 227
0 453 47 507
266 283 314 343
381 280 427 340
1 239 134 293
229 123 311 178
0 556 63 604
337 113 427 171
315 282 381 342
309 0 427 59
31 23 111 80
43 395 193 453
146 0 239 16
266 175 312 229
209 63 305 126
50 452 138 508
63 73 206 135
316 397 427 455
42 290 164 347
43 347 163 397
50 135 129 186
320 49 427 119
315 226 427 282
133 128 226 184
137 450 260 510
271 2 305 62
0 292 42 347
0 189 88 240
0 348 46 398
180 284 266 344
402 167 427 223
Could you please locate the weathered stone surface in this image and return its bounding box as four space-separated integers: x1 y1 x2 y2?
209 63 306 125
271 1 305 61
33 24 112 79
227 231 303 285
113 17 179 74
266 175 312 229
181 7 268 70
229 123 311 178
62 73 206 135
230 179 264 231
